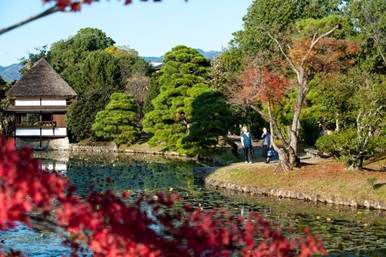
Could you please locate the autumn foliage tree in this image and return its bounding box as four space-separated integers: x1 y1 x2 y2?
227 16 358 171
0 136 327 256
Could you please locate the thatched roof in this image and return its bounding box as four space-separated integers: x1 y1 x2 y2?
6 58 77 99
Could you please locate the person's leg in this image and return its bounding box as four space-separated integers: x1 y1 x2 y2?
243 148 249 163
262 145 268 159
247 147 252 163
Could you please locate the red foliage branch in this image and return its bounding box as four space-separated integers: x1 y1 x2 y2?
0 136 327 257
288 37 359 79
227 58 289 109
0 137 68 230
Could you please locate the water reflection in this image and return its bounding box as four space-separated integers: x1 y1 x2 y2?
1 151 386 257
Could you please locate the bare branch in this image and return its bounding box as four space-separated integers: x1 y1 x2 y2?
0 6 61 36
304 24 340 60
265 30 300 78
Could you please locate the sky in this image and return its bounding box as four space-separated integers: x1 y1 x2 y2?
0 0 252 67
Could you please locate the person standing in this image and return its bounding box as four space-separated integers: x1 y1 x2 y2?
241 126 253 163
261 127 272 163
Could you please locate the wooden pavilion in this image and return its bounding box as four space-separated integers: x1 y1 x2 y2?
5 58 77 150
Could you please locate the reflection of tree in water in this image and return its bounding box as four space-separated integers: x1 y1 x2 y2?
52 152 197 196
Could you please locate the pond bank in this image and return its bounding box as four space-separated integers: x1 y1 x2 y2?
203 156 386 211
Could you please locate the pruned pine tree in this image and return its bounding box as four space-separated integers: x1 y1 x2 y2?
92 93 140 145
143 45 212 152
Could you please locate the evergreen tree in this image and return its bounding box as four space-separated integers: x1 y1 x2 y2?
182 91 236 156
142 45 212 152
48 27 115 86
92 93 140 145
346 0 386 74
66 50 124 141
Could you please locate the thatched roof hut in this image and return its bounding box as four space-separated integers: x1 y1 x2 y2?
6 58 77 99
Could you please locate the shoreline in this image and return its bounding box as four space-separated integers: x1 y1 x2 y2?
203 156 386 211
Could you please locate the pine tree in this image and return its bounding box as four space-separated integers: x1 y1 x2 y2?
143 45 211 152
92 93 140 145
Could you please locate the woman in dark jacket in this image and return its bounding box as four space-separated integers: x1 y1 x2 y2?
261 127 272 163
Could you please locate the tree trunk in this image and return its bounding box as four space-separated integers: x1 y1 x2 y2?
347 155 364 171
275 146 300 172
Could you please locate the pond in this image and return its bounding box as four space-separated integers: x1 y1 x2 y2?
1 151 386 257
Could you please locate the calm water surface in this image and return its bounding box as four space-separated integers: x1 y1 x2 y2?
1 151 386 257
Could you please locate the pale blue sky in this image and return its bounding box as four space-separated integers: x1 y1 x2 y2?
0 0 252 67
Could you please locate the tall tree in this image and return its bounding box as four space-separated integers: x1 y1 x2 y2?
92 92 140 145
233 0 344 57
66 50 124 141
347 0 386 73
19 45 49 74
315 69 386 169
105 46 153 124
142 45 212 152
227 16 357 171
182 91 236 157
48 27 115 89
144 72 162 114
209 47 243 93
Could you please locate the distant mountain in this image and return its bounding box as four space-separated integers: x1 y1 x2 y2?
0 63 22 82
142 56 164 63
196 49 222 60
0 50 222 82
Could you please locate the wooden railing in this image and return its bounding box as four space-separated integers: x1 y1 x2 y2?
15 121 57 127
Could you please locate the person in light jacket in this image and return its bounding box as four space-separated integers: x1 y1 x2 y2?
241 126 253 163
261 127 272 163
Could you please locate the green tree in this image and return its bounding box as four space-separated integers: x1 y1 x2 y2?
66 50 124 141
110 46 153 124
209 47 243 93
92 93 140 145
48 27 115 90
47 29 153 141
315 70 386 170
347 0 386 73
19 45 49 74
143 72 162 114
142 45 212 152
234 0 343 57
182 91 236 156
